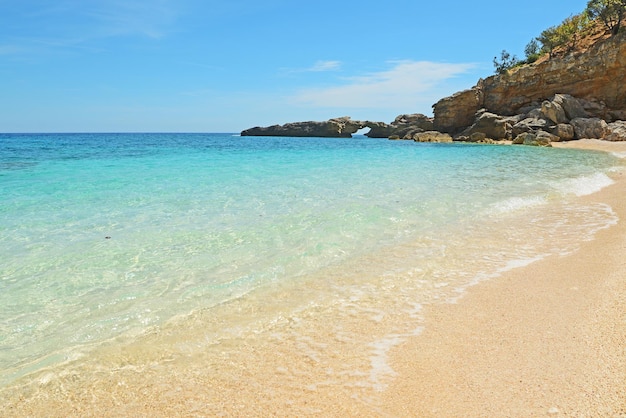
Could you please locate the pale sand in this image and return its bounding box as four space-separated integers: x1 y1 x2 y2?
383 139 626 417
3 140 626 417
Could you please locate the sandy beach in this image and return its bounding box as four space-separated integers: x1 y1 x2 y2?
3 140 625 417
383 139 626 417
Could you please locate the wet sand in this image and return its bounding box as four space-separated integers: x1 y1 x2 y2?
3 140 626 417
382 139 626 416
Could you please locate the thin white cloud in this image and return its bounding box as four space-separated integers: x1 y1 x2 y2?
290 60 476 108
280 60 342 75
308 60 342 72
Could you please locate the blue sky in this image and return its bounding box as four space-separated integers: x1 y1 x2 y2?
0 0 589 132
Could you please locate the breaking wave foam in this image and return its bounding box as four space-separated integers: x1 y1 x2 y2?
553 172 614 197
491 195 548 213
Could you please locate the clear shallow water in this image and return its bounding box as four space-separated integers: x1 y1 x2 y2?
0 133 622 388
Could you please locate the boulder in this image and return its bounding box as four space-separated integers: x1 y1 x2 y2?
366 113 434 138
609 110 626 121
606 121 626 141
413 131 453 143
536 131 559 144
512 117 552 136
464 111 512 140
552 94 588 120
570 118 610 139
513 132 535 145
514 132 553 146
541 99 568 124
578 98 609 119
548 123 575 141
469 132 487 142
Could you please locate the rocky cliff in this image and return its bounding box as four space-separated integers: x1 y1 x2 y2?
433 30 626 134
243 27 625 146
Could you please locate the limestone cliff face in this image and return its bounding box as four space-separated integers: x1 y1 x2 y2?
434 30 626 134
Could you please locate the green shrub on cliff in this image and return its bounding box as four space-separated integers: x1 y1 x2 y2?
586 0 626 35
493 2 624 73
524 39 541 63
537 13 592 57
492 50 520 74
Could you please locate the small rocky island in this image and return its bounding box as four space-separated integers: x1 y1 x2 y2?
242 27 626 146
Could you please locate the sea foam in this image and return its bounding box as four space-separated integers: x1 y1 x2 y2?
552 172 614 197
490 195 548 213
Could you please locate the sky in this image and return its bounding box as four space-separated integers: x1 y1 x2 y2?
0 0 590 133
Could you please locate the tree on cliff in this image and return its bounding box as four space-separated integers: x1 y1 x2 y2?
493 50 520 74
586 0 626 35
537 13 592 57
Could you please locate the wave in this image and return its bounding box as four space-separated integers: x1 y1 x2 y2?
552 172 614 197
490 195 548 213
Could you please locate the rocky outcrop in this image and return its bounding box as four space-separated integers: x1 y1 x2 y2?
606 121 626 141
570 118 610 139
459 111 515 140
241 117 363 137
241 114 434 139
449 92 624 147
433 31 626 134
512 132 555 147
366 114 434 138
412 131 453 143
433 87 483 134
243 28 624 148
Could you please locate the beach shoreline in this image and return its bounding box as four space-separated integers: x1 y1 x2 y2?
382 139 626 416
2 140 625 417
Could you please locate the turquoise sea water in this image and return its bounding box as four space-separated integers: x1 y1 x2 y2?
0 133 622 389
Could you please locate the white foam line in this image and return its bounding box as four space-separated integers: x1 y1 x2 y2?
368 326 423 392
553 172 614 197
491 195 548 213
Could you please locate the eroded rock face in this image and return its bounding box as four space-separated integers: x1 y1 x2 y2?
433 31 626 133
461 111 513 140
241 117 362 137
553 94 588 120
513 132 554 147
242 114 435 139
549 123 576 141
606 121 626 141
512 117 551 136
541 100 568 124
413 131 453 143
433 86 483 134
570 118 610 139
367 113 434 138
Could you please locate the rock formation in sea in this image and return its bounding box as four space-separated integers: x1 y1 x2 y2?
241 117 362 138
241 114 435 139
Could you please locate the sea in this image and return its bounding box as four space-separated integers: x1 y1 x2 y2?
0 133 623 410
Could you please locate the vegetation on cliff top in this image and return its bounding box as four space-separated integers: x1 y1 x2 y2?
493 0 626 74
